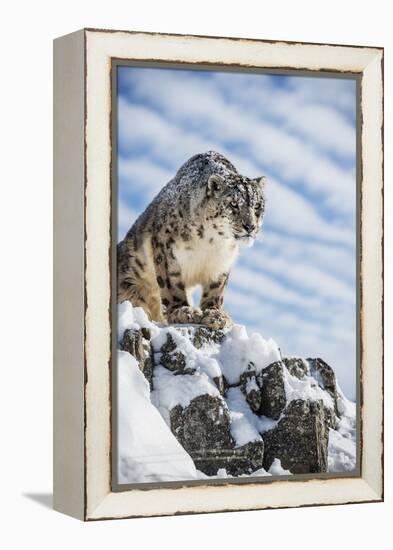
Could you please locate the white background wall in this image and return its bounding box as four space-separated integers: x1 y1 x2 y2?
1 1 391 548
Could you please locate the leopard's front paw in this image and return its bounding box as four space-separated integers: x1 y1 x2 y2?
167 306 203 325
201 308 233 330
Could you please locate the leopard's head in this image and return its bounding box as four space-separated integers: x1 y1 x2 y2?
207 172 266 246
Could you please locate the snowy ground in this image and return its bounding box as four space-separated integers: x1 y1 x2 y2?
117 303 357 484
328 388 357 472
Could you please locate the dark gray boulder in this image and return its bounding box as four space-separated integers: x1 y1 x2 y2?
213 375 226 395
323 405 338 430
140 327 151 341
169 394 264 476
120 328 154 387
263 399 331 474
308 357 339 415
194 440 265 477
240 362 262 413
259 361 287 420
169 394 234 475
226 440 264 476
192 326 226 349
283 357 309 379
169 394 233 453
121 328 144 361
158 333 195 375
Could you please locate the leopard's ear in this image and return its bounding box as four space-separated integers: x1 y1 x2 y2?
207 174 225 197
255 176 267 191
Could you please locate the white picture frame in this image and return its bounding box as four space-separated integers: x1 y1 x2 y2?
53 28 383 520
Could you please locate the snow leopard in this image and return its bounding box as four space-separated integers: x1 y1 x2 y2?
117 151 266 329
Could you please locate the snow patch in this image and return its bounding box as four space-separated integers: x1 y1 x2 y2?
118 301 159 342
268 458 292 475
328 384 356 472
151 366 220 412
215 324 281 385
117 351 198 483
283 366 335 410
152 326 222 379
226 387 278 446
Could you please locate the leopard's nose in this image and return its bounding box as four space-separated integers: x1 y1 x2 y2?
243 222 255 234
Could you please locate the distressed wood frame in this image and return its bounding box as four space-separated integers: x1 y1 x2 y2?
53 28 384 521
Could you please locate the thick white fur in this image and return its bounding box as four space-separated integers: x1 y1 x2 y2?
173 221 239 288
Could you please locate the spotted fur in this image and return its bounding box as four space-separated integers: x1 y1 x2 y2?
117 151 266 328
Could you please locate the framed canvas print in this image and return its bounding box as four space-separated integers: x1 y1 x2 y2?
53 28 384 520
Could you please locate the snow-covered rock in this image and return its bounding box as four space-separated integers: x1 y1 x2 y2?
120 327 154 387
117 302 357 483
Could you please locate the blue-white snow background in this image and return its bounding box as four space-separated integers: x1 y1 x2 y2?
117 66 357 400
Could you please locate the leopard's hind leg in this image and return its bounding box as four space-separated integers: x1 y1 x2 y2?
117 239 164 322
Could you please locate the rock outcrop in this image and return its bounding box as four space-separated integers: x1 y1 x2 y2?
258 361 287 419
120 328 154 388
117 303 356 481
169 394 265 476
262 399 331 473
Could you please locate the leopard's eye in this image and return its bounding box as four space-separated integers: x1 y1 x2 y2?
230 200 238 210
255 202 262 212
